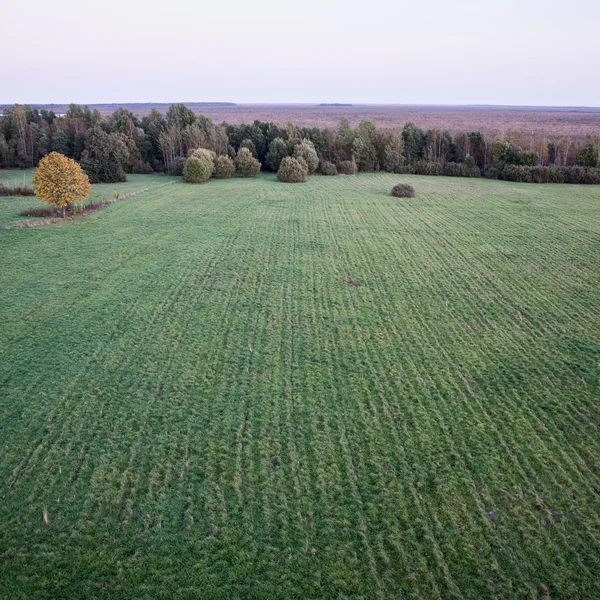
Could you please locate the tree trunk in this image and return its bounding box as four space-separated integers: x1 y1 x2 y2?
62 206 66 219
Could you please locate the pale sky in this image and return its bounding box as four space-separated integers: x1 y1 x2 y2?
2 0 599 106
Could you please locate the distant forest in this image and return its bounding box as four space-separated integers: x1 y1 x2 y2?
1 103 599 184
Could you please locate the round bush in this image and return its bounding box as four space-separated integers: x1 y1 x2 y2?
235 147 261 177
277 157 308 183
184 154 213 183
337 160 357 175
296 157 309 174
320 161 338 176
391 183 415 198
191 148 216 162
213 155 235 179
239 139 258 158
293 139 319 174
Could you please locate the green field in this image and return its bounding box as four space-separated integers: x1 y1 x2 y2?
0 170 178 229
1 173 599 599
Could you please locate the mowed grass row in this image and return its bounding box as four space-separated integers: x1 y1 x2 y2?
0 170 179 228
0 174 599 599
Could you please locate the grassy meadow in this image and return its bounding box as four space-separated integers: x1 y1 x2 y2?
1 173 599 598
0 170 178 229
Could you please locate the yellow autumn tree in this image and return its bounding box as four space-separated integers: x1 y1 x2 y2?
33 152 91 218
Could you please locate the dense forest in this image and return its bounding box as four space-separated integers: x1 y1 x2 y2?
1 103 599 183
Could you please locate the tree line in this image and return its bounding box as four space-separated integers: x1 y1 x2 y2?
1 103 599 183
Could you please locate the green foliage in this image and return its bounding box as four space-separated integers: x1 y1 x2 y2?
277 156 308 183
492 140 539 169
0 134 10 168
73 131 86 161
111 108 140 133
292 139 319 174
141 108 167 165
336 117 355 160
402 122 426 164
320 161 338 176
191 147 216 163
239 138 258 158
183 153 213 183
213 155 235 179
391 182 415 197
51 128 71 157
226 122 274 163
579 143 599 168
80 126 129 183
380 128 405 172
166 103 197 130
352 120 379 171
265 138 289 171
443 162 481 177
399 161 444 176
235 147 261 177
425 128 452 164
500 164 600 184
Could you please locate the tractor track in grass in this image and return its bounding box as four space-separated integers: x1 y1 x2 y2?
1 173 599 598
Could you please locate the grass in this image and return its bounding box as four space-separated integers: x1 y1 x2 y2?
0 173 599 599
0 170 178 228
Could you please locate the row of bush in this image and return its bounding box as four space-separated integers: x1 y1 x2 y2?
491 164 600 184
390 159 600 184
181 145 600 185
183 147 261 183
183 137 357 185
397 160 481 178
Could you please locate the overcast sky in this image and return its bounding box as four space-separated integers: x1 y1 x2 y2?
2 0 599 106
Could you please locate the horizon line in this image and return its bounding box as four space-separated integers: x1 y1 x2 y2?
1 101 600 110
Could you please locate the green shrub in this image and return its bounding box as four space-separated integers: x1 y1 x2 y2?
391 183 415 198
277 157 308 183
397 161 443 176
501 164 533 183
500 164 600 184
191 148 216 162
320 161 338 176
337 160 357 175
213 155 235 179
235 148 261 177
183 154 213 183
296 157 308 173
443 162 481 178
414 161 443 176
293 139 319 174
239 139 258 158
